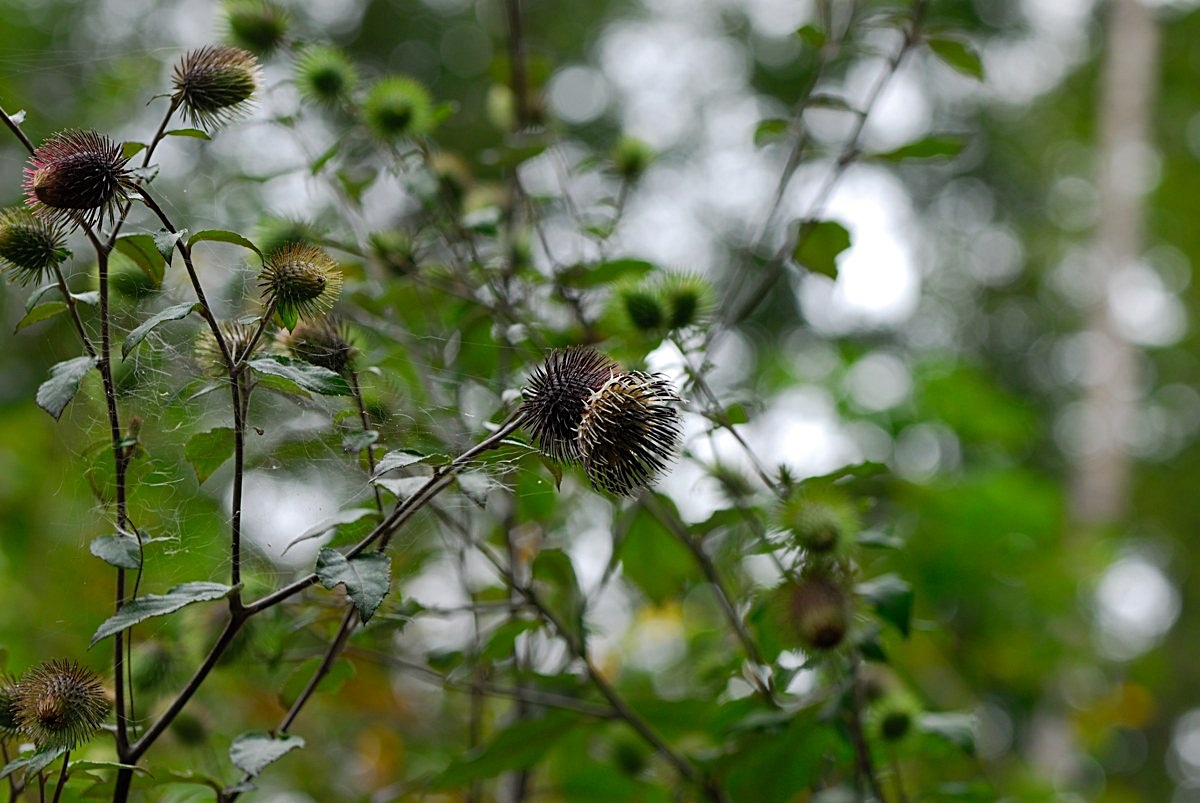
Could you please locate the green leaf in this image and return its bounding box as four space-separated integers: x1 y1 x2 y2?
90 582 237 646
795 23 826 49
24 283 60 312
114 233 166 287
122 141 147 159
185 427 235 484
186 229 264 263
876 134 967 161
165 127 212 140
282 507 381 555
719 718 842 803
15 300 67 332
792 219 851 279
68 759 151 777
478 619 539 663
557 258 655 289
917 712 976 754
36 355 97 420
122 302 200 359
531 548 584 641
431 713 580 788
154 229 185 265
0 747 68 781
856 573 914 637
278 658 355 710
229 733 305 776
616 499 697 605
927 36 984 80
371 449 435 478
342 429 379 454
90 534 142 570
315 548 391 623
249 356 352 396
754 118 789 147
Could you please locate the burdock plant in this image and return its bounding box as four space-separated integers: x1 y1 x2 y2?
257 243 343 330
23 130 132 229
12 659 109 751
171 45 262 130
520 347 619 464
577 371 682 495
0 207 68 284
280 317 357 376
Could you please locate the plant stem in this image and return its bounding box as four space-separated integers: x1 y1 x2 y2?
846 653 888 802
48 751 68 803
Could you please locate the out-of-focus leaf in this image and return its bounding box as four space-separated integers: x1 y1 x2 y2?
557 258 655 289
876 135 967 161
229 733 305 776
792 219 851 279
278 658 355 709
185 427 234 484
754 118 789 147
122 141 147 159
430 712 580 788
165 128 211 140
918 712 977 754
857 573 914 637
927 36 984 80
616 498 697 605
532 549 584 641
36 355 96 420
90 582 237 646
479 619 539 663
795 24 826 49
342 429 378 454
315 548 391 622
114 233 166 287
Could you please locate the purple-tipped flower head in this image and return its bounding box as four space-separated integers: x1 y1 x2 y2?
23 130 132 229
172 45 261 130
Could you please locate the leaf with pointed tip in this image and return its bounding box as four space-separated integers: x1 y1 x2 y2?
24 283 60 312
282 507 380 555
927 36 984 80
122 141 147 159
114 233 166 287
754 118 789 147
793 219 851 280
122 302 200 359
15 300 67 332
876 134 967 161
165 128 212 140
857 573 914 637
187 229 263 263
154 229 185 265
315 549 391 623
185 427 235 484
36 356 97 420
0 747 68 781
71 290 99 305
342 429 379 454
90 534 142 569
249 356 351 396
90 582 237 646
370 449 435 478
229 733 305 776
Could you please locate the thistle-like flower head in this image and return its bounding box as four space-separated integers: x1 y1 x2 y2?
222 0 289 56
195 320 260 374
0 674 20 739
23 130 132 229
172 45 262 130
296 45 358 106
577 371 682 495
13 660 109 750
258 243 343 329
0 208 69 285
363 76 435 140
521 348 619 464
781 576 851 651
280 317 356 375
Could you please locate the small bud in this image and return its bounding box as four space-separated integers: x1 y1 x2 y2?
0 208 68 285
612 136 654 180
784 576 850 650
172 45 262 130
23 130 132 228
280 317 356 375
258 243 343 329
578 371 683 495
521 347 619 464
195 321 259 375
295 45 357 105
363 76 434 140
13 659 109 750
222 0 289 56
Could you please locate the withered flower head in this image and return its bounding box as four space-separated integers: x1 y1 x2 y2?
577 371 682 496
0 208 68 285
23 130 132 229
782 576 851 651
195 320 259 374
13 660 109 750
521 348 619 464
258 243 343 329
280 317 356 375
172 45 262 130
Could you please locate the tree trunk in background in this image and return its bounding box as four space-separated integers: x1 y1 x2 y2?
1069 0 1160 526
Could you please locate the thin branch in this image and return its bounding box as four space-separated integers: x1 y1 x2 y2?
48 751 68 803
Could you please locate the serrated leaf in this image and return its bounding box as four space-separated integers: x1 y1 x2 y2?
754 118 789 147
927 36 984 80
36 355 96 420
342 429 379 454
282 507 380 555
186 229 264 263
90 534 142 569
229 733 305 776
165 127 211 140
249 356 351 396
90 582 236 646
918 712 976 754
153 229 185 265
371 449 434 478
792 219 851 279
557 258 655 289
431 713 580 788
15 300 67 332
122 302 200 359
114 233 166 287
856 573 914 637
122 141 147 159
876 134 966 161
185 427 235 484
315 549 391 622
0 747 68 780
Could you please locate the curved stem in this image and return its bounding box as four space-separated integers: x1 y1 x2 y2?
48 751 69 803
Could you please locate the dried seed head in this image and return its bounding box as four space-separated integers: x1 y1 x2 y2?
0 208 68 285
521 348 619 464
578 371 682 495
783 577 850 650
363 76 435 140
23 130 132 229
295 45 357 105
0 674 20 739
280 317 356 375
195 321 259 374
258 243 343 328
172 45 262 130
13 660 109 750
222 0 289 56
